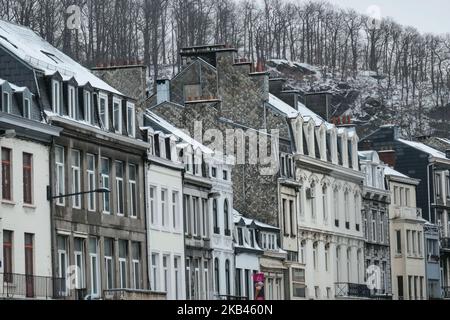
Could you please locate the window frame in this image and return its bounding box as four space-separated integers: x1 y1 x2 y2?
68 85 77 119
86 154 96 212
22 152 33 205
23 97 31 119
71 149 82 209
115 161 125 216
52 80 61 115
126 101 135 138
112 97 122 134
101 157 111 214
55 146 65 206
98 93 109 130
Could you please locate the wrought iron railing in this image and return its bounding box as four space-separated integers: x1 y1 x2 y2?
0 273 67 300
335 283 371 299
214 294 248 301
103 288 166 300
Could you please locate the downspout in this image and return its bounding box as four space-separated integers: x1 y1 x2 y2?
427 157 433 223
49 138 58 298
143 152 151 291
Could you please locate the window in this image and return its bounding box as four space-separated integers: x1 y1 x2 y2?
300 241 306 264
119 240 128 289
238 228 244 246
3 231 13 281
405 189 410 207
397 276 404 300
211 167 217 178
193 197 200 236
289 200 295 235
163 255 170 293
71 150 81 209
84 91 92 124
1 148 12 201
23 153 33 205
68 86 76 119
52 80 61 115
57 236 68 288
184 195 191 235
115 161 125 216
174 256 181 299
213 199 219 234
412 231 417 255
396 230 402 254
24 233 34 296
193 259 201 300
150 186 157 226
408 276 413 300
126 164 137 218
435 174 442 198
354 194 360 231
236 268 242 297
127 102 135 137
418 232 423 256
113 98 122 133
151 253 160 291
55 146 65 206
214 258 220 294
322 186 328 223
325 244 330 272
132 242 141 290
161 189 168 228
203 260 209 299
23 98 31 119
380 213 384 243
371 212 377 242
202 199 208 237
101 158 110 213
224 199 230 235
2 91 10 113
344 191 350 228
184 84 201 101
87 154 96 212
74 238 85 289
282 199 288 235
447 176 450 199
311 184 316 221
225 259 231 296
334 189 339 227
104 238 114 290
313 242 318 270
223 170 228 181
292 268 306 298
407 230 411 255
99 94 109 129
89 238 99 297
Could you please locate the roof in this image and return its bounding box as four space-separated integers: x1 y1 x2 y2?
0 78 30 93
384 166 408 179
144 111 213 155
0 20 122 95
398 138 447 160
268 94 299 118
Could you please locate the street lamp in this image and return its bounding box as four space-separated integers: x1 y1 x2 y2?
47 187 110 201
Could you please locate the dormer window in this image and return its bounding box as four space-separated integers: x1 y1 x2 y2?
84 91 92 124
68 85 76 119
98 93 109 130
159 135 166 159
113 97 122 134
127 102 135 138
2 91 10 113
148 133 155 155
23 98 31 119
52 80 61 115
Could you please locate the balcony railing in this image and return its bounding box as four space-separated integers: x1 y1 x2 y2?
0 273 67 300
335 283 371 299
103 289 166 300
214 294 248 301
392 207 422 220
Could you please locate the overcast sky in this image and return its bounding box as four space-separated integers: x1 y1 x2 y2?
327 0 450 35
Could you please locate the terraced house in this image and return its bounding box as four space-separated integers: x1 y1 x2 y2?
0 20 149 300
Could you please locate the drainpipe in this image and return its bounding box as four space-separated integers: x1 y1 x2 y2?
427 158 433 223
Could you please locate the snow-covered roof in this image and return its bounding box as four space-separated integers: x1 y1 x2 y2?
398 138 447 160
0 78 30 93
0 20 122 95
384 166 409 179
268 94 299 118
144 111 213 155
437 137 450 145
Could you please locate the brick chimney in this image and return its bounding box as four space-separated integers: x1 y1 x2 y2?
378 150 396 168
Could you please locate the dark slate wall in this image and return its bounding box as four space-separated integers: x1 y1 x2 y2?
0 47 37 93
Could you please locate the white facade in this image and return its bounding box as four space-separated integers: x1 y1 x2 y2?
233 211 262 300
0 137 53 282
386 167 427 300
209 161 235 299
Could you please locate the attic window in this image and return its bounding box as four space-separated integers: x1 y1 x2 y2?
0 35 17 49
40 50 62 64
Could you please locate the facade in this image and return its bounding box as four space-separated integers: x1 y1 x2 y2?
0 20 149 300
142 113 186 300
233 211 263 300
424 223 442 299
385 166 426 300
359 151 392 298
255 219 287 300
0 78 62 299
360 125 450 299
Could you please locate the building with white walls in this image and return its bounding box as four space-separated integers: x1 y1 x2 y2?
385 166 427 300
0 78 62 299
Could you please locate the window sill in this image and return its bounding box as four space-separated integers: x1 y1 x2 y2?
1 200 16 206
23 204 37 209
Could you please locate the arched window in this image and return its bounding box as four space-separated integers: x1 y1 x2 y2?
214 258 220 294
224 199 230 235
213 200 219 234
225 259 231 296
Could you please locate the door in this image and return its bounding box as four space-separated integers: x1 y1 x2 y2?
25 234 34 298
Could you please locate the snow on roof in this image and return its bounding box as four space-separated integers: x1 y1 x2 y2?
254 220 279 231
296 101 330 127
144 111 213 155
437 137 450 145
398 138 447 160
384 166 409 179
268 94 299 118
0 78 30 93
0 20 122 95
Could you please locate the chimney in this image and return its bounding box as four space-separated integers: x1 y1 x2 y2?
359 139 373 151
156 79 170 104
379 150 396 168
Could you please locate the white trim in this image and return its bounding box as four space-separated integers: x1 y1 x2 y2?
98 93 109 130
127 101 136 138
112 97 122 134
